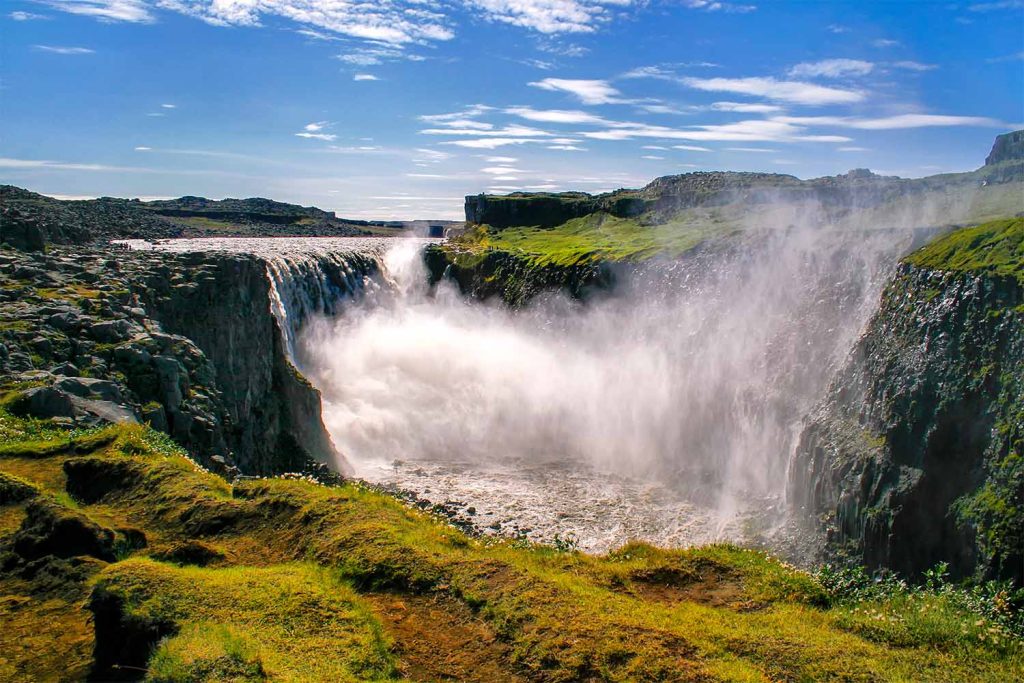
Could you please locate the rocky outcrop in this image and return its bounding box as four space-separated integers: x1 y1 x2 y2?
789 224 1023 583
986 130 1024 166
423 244 614 306
128 251 345 475
0 246 347 476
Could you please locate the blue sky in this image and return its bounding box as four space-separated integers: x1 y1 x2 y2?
4 0 1023 219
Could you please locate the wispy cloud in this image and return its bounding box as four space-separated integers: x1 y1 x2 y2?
296 122 337 141
464 0 632 34
33 45 95 55
160 0 453 45
787 59 874 78
777 113 1007 129
10 10 48 20
682 76 865 105
682 0 757 12
726 146 775 152
0 157 134 171
296 132 338 141
354 73 380 81
710 101 783 113
161 103 177 108
506 106 609 124
872 38 900 48
41 0 152 23
968 1 1024 11
529 77 625 104
891 61 937 71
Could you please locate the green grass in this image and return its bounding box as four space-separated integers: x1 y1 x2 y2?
904 217 1024 284
96 560 399 682
1 408 1022 681
450 211 740 267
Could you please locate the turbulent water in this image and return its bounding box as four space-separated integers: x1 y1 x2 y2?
135 228 914 553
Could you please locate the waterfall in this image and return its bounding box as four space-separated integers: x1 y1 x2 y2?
263 249 387 359
297 225 916 541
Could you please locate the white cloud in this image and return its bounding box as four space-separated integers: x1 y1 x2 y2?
776 114 1005 129
443 138 542 148
465 0 636 35
672 144 712 151
872 39 900 48
711 101 783 113
304 121 329 132
296 132 338 141
787 59 874 78
134 146 151 151
682 0 756 12
419 105 494 124
581 118 851 142
421 124 552 137
485 156 518 162
10 11 47 20
837 146 869 152
33 45 95 54
641 155 664 159
683 76 864 105
506 106 609 124
529 77 624 104
826 24 848 33
0 157 133 172
161 103 176 108
547 144 586 150
726 146 775 152
890 61 937 71
482 165 526 174
160 0 453 46
642 145 668 150
968 1 1024 11
42 0 152 23
354 73 380 81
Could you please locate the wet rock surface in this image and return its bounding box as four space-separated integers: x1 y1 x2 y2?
789 262 1024 583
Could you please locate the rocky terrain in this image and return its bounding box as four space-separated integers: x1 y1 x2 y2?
789 217 1024 584
0 187 437 250
0 246 344 477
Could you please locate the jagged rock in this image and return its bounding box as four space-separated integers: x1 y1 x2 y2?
69 397 137 426
89 320 131 343
55 376 123 403
14 387 76 419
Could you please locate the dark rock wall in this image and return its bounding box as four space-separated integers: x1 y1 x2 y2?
789 263 1023 582
423 244 614 307
130 251 345 475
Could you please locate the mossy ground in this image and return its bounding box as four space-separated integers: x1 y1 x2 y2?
904 216 1024 285
1 411 1021 681
448 211 740 267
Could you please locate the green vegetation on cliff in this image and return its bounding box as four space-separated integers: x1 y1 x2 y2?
1 409 1022 681
904 217 1024 285
449 211 738 267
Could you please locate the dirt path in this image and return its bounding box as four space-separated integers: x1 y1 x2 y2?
366 592 526 682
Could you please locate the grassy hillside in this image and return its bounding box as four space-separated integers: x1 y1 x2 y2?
904 217 1024 285
1 409 1021 681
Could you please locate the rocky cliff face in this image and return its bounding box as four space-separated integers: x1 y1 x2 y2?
129 251 345 475
986 130 1024 167
789 219 1024 583
423 244 613 306
0 246 348 476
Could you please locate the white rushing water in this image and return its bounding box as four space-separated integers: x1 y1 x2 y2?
133 230 914 553
290 227 915 552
